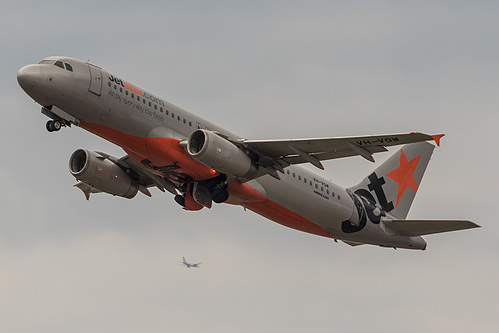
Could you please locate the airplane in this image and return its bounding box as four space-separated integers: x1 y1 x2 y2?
182 257 202 268
17 56 479 250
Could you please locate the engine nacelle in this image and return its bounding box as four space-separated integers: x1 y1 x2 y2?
69 149 138 199
186 130 257 179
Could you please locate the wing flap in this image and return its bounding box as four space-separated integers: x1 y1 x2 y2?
342 240 365 247
282 145 388 165
74 182 101 200
381 219 480 237
119 155 177 195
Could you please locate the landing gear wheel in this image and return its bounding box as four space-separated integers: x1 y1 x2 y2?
46 120 55 132
52 120 61 131
46 120 61 132
212 188 229 204
192 182 212 207
174 194 186 207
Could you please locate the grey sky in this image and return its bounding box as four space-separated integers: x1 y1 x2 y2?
1 1 497 332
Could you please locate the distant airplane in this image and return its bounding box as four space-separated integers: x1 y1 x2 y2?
17 56 479 250
182 257 202 268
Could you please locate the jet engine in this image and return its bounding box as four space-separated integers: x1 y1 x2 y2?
186 129 257 179
69 149 138 199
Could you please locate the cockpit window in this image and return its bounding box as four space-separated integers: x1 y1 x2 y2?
39 60 55 65
38 59 74 72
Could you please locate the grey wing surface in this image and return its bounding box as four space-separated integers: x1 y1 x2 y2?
240 132 441 173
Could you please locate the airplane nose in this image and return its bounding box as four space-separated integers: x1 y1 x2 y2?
17 64 40 92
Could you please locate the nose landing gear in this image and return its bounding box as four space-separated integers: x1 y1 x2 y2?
42 105 80 133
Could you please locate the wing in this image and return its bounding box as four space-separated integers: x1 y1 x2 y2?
241 132 443 173
117 155 178 195
74 152 178 200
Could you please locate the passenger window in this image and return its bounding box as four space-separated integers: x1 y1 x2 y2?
54 61 64 69
137 96 140 101
189 121 192 126
108 82 111 87
172 113 175 118
160 107 163 112
177 116 180 121
125 90 128 96
131 93 134 98
298 175 301 180
120 87 123 93
65 63 73 71
183 119 186 124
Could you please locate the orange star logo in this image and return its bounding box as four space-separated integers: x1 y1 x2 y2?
386 150 422 206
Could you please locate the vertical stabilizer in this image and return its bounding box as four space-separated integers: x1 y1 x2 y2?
348 142 435 219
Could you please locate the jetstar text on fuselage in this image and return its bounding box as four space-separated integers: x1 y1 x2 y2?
108 75 164 107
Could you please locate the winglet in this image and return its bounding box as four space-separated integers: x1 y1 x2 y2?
431 134 445 147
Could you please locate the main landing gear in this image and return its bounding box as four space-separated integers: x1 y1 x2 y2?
174 175 230 210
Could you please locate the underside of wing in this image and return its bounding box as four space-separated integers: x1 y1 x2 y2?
342 240 365 247
72 151 178 200
118 155 177 195
241 132 442 171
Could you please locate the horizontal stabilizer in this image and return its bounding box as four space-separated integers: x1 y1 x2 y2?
381 219 480 237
